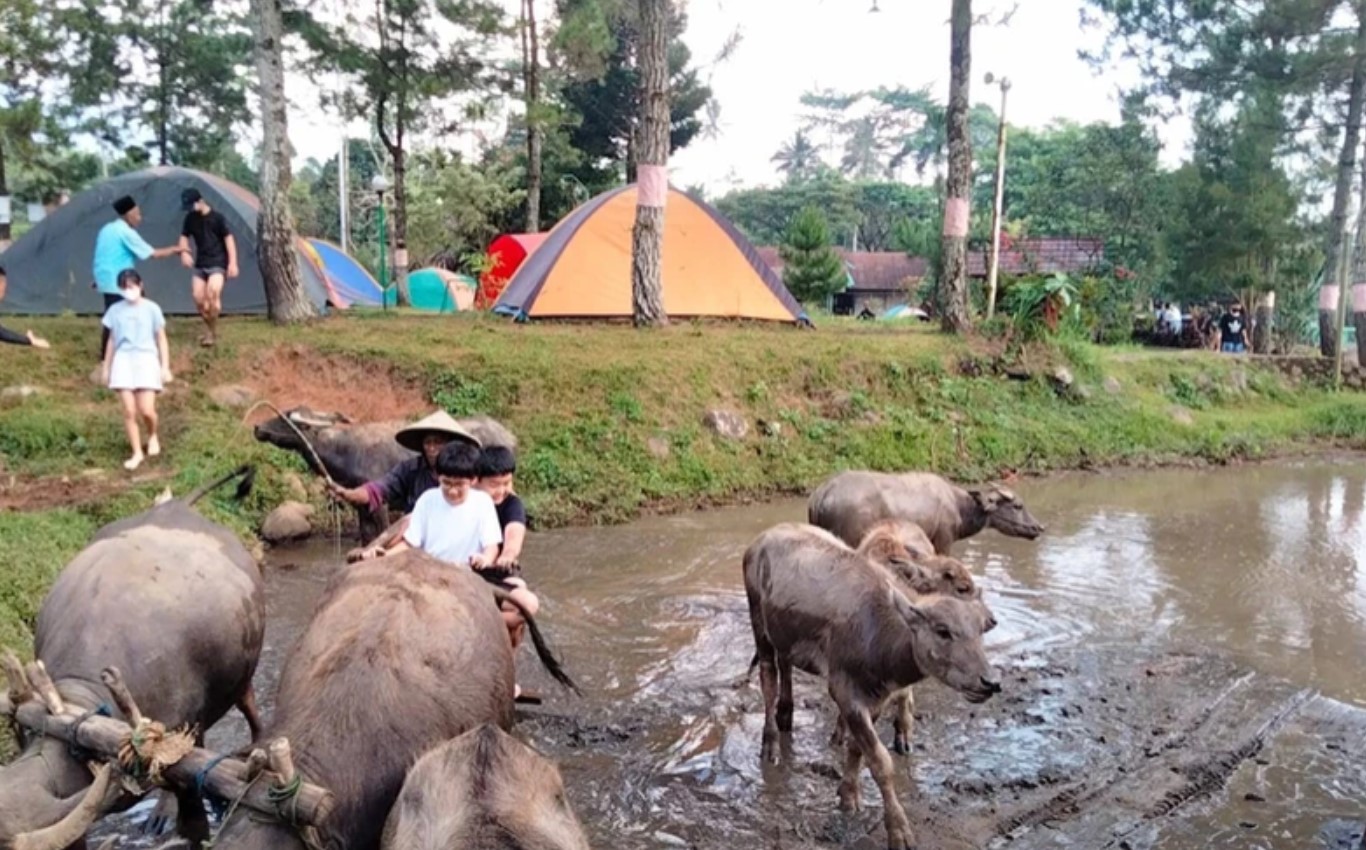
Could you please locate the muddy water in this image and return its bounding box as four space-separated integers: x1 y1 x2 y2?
98 459 1366 849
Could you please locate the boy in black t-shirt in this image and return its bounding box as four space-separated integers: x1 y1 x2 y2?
476 447 538 695
177 188 238 347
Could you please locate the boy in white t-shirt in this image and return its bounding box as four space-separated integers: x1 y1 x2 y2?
380 441 502 567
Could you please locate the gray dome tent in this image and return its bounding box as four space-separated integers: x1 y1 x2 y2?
0 166 341 315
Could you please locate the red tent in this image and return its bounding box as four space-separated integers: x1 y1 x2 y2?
481 233 547 308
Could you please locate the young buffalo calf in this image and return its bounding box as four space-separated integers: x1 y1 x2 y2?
382 725 591 850
744 523 1000 850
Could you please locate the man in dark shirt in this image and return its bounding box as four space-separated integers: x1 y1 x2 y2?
0 266 50 349
1216 302 1249 353
178 188 238 347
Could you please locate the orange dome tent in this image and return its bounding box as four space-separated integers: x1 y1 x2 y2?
492 185 809 323
481 233 546 308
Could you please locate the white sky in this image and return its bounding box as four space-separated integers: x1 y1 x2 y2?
286 0 1195 194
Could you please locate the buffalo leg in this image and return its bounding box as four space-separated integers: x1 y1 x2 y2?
755 644 780 755
890 688 914 755
830 714 847 749
837 737 864 813
775 656 795 733
837 688 912 850
238 683 264 741
174 785 210 849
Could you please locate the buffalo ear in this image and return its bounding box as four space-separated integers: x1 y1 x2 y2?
968 488 998 513
890 588 930 627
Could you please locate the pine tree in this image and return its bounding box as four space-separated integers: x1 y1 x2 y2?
780 207 846 304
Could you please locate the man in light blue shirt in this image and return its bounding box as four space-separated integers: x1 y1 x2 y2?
92 195 183 358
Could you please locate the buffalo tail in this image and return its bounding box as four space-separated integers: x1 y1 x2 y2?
492 588 582 696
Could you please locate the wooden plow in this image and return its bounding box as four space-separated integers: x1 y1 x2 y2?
1 652 333 843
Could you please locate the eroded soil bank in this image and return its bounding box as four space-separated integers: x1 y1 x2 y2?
93 458 1366 849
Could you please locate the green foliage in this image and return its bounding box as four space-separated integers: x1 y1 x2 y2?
553 0 712 188
52 0 252 168
403 151 526 268
1001 273 1080 340
780 207 847 304
431 372 496 417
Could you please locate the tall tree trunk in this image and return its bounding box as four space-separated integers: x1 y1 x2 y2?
0 142 10 244
392 145 411 305
1353 146 1366 366
251 0 317 324
522 0 542 232
629 0 669 326
1320 4 1366 358
939 0 973 334
1253 291 1274 354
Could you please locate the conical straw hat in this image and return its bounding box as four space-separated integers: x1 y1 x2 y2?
394 410 481 453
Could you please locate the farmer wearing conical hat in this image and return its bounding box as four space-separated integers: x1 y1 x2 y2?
331 410 480 557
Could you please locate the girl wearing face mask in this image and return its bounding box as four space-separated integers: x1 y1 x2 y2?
101 269 173 470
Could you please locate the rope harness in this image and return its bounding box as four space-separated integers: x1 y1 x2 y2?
65 702 112 761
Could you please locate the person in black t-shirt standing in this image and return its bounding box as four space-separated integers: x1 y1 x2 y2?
474 446 540 698
1215 302 1250 353
177 188 238 347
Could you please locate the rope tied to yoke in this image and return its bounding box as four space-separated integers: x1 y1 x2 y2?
116 719 197 787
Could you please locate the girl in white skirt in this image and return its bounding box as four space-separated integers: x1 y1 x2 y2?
101 269 173 470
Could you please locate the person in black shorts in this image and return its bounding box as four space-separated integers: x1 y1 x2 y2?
178 188 238 347
474 446 538 670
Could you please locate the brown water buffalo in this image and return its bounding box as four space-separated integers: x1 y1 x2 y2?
0 466 265 850
809 470 1045 554
744 522 999 850
211 551 577 850
252 406 517 541
381 724 591 850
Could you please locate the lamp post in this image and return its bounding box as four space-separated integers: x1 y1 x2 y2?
984 72 1011 320
371 174 391 308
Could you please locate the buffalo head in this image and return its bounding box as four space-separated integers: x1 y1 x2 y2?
897 594 1001 705
969 484 1045 541
382 725 591 850
253 406 352 452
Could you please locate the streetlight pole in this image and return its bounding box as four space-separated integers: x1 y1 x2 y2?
372 174 392 309
984 72 1011 320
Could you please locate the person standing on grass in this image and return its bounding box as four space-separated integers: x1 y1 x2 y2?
92 196 184 359
0 266 51 349
101 269 173 471
1215 302 1250 354
177 188 238 347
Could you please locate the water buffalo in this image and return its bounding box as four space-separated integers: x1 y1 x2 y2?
0 466 265 850
743 522 999 850
808 470 1045 554
747 522 996 755
252 406 517 541
211 551 577 850
381 724 591 850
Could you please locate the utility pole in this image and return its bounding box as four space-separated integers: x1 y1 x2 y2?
338 137 349 252
984 71 1011 320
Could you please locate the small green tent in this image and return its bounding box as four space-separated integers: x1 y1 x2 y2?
384 268 477 312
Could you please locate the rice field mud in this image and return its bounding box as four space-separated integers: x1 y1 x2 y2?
95 458 1366 849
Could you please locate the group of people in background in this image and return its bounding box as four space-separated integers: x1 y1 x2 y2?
1151 300 1251 353
1 188 238 470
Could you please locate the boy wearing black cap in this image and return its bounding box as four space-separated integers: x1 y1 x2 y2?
178 188 237 347
91 196 184 359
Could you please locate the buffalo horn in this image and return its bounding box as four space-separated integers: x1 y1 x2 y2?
10 763 116 850
24 661 64 715
287 410 336 428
